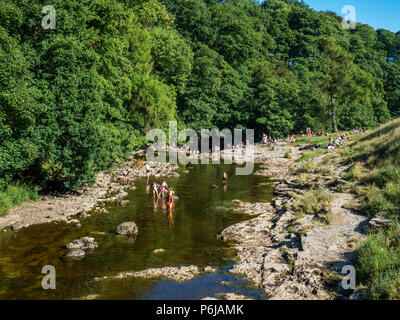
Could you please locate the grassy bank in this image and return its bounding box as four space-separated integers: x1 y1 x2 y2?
0 185 39 217
317 118 400 299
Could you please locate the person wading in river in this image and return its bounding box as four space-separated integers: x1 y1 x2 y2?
160 181 168 199
168 188 175 207
153 182 159 199
222 172 228 185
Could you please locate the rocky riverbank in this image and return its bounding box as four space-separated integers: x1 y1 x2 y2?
218 143 368 300
0 151 178 231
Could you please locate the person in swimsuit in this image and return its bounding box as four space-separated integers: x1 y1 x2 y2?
168 188 175 207
153 182 159 199
160 181 168 199
222 172 228 184
123 170 129 185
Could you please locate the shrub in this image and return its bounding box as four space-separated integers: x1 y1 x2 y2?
0 184 38 216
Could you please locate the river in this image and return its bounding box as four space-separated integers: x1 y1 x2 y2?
0 161 273 299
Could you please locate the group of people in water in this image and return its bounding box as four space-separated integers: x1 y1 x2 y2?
153 180 175 207
147 170 228 228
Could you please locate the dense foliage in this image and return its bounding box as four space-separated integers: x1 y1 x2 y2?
1 0 399 191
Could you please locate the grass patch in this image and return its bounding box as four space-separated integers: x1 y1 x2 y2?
284 151 291 159
368 165 400 188
297 148 326 162
342 163 365 181
292 188 332 223
0 184 39 217
360 184 392 217
296 173 315 189
356 223 400 300
298 161 317 173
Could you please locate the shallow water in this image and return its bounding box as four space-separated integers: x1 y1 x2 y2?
0 162 273 300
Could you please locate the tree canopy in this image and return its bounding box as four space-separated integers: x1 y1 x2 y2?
1 0 399 190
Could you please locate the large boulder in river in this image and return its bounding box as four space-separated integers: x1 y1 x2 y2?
116 222 138 236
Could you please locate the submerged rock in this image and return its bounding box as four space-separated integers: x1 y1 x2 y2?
95 265 200 282
116 222 138 236
66 249 86 259
66 237 98 250
153 248 166 254
65 237 98 260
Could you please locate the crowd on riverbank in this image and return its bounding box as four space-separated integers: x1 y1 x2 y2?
262 127 368 151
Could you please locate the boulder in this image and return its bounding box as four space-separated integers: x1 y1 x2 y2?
116 222 138 236
369 211 393 229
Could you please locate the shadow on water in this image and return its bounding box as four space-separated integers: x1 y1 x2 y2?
0 161 273 300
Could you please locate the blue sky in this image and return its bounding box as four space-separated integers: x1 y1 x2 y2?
303 0 400 32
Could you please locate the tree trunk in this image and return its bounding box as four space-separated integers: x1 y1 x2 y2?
331 95 338 133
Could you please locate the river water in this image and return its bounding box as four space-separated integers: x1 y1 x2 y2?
0 162 273 299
